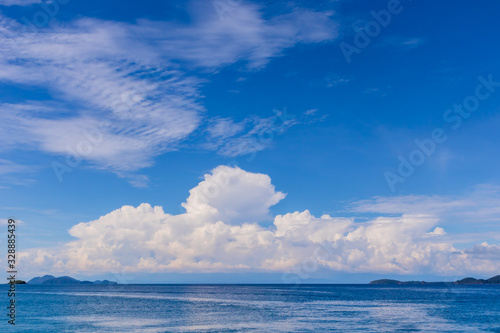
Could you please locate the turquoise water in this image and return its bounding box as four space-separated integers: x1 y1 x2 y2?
3 284 500 332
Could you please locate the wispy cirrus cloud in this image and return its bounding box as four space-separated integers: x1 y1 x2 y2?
0 158 37 188
202 108 298 157
0 159 33 176
0 1 339 184
349 184 500 227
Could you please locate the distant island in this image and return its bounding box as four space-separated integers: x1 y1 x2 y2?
5 280 26 284
28 275 117 285
370 275 500 285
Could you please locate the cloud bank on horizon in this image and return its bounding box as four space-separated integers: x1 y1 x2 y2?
19 166 500 278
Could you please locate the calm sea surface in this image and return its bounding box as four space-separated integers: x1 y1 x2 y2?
3 284 500 332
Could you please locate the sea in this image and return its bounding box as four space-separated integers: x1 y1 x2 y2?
3 284 500 332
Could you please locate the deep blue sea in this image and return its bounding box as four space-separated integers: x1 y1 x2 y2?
3 284 500 332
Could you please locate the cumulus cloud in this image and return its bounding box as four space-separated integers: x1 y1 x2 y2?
17 166 500 277
0 1 339 183
182 165 286 224
464 242 500 261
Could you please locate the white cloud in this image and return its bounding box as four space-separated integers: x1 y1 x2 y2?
206 118 245 141
182 165 286 224
17 166 500 277
350 194 470 215
208 109 298 157
349 185 500 227
151 3 338 68
464 242 500 260
428 227 446 236
0 1 338 182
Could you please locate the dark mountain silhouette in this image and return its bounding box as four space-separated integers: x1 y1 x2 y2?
455 277 488 284
28 275 117 285
370 275 500 285
28 275 56 284
369 279 402 285
487 275 500 283
42 276 82 285
92 280 118 285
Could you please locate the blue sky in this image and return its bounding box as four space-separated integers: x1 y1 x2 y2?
1 0 500 283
